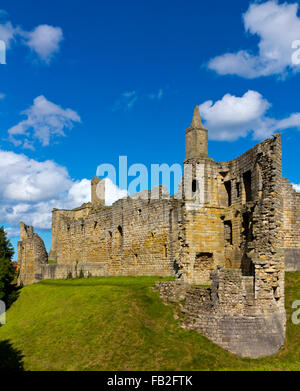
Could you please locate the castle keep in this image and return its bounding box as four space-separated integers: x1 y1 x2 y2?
18 107 300 358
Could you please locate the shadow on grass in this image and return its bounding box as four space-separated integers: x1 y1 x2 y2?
6 284 22 310
0 340 24 371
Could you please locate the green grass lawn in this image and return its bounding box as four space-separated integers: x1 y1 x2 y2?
0 272 299 371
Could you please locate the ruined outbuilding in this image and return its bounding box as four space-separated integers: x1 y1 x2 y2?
18 107 300 358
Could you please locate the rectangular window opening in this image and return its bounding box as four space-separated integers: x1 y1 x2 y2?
243 171 252 202
224 220 233 245
224 180 232 206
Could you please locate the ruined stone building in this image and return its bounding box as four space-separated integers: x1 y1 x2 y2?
18 107 300 358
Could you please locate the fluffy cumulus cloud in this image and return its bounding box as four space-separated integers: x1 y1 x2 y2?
0 151 128 239
199 90 300 141
208 1 300 78
21 25 63 63
103 178 128 206
0 11 63 63
8 95 81 148
68 179 91 205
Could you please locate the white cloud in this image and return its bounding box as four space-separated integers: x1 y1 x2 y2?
199 90 300 141
208 1 300 78
0 151 71 203
0 150 72 229
68 179 91 205
21 25 63 63
104 178 128 206
0 150 129 237
113 91 138 111
0 92 5 99
0 10 63 63
8 95 81 147
0 21 18 48
5 226 20 238
292 183 300 192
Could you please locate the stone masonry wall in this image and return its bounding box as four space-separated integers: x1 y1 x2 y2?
18 222 48 286
155 134 286 358
282 178 300 271
18 187 184 284
17 107 289 359
52 195 177 277
155 267 285 358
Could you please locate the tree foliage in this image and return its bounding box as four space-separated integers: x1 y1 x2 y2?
0 227 14 261
0 227 18 307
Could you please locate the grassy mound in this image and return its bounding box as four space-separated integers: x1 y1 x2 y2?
0 273 299 371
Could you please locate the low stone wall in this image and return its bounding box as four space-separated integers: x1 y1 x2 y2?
282 178 300 271
284 248 300 272
183 311 285 358
34 261 174 283
154 270 286 358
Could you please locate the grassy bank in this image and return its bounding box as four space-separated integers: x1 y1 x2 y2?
0 273 299 370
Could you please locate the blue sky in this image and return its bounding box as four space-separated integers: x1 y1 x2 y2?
1 0 300 258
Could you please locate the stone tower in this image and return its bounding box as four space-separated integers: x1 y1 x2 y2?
185 106 208 160
182 106 213 206
91 176 105 206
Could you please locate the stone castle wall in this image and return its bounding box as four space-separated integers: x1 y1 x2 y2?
21 186 184 283
18 222 48 286
50 192 181 277
155 133 286 358
282 178 300 271
17 107 294 358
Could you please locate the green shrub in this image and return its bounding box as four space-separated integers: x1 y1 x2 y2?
0 227 18 308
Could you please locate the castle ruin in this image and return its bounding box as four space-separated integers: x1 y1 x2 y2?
18 107 300 358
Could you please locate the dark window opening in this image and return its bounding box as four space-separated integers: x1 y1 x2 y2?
224 180 232 206
236 182 241 198
192 179 197 193
243 171 252 202
241 258 255 277
116 226 123 249
163 244 168 258
173 260 181 275
242 212 253 241
94 221 98 229
224 220 233 245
